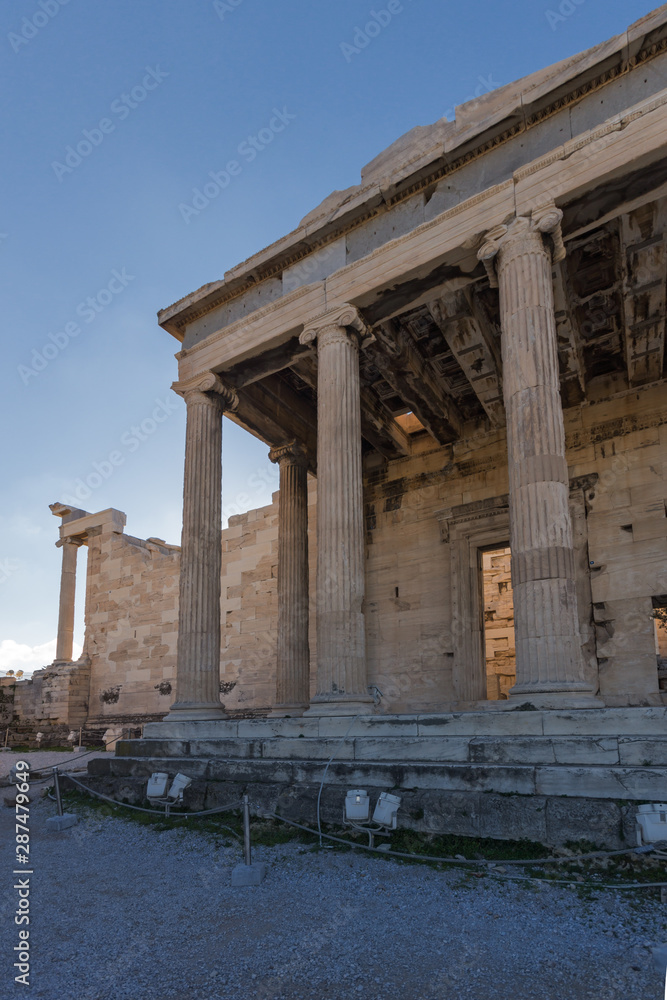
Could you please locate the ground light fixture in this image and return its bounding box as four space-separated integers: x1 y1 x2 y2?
146 772 192 815
636 803 667 845
343 789 401 848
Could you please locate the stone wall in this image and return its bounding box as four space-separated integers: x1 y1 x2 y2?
568 382 667 706
85 524 180 724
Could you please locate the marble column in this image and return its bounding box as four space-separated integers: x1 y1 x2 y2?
167 372 238 721
55 537 81 662
478 206 596 703
300 305 374 714
269 441 310 714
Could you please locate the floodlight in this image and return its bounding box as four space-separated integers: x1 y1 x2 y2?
345 789 370 822
146 772 169 803
372 792 401 829
167 772 192 803
636 803 667 845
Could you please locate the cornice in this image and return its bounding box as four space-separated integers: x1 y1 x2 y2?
163 37 667 338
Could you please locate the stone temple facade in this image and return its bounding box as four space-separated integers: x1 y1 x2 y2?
10 9 667 845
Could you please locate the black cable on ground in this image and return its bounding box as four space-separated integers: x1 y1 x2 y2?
55 772 244 834
259 810 667 891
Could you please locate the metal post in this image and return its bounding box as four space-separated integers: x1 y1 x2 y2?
53 767 63 817
3 728 8 748
243 794 251 866
78 727 82 748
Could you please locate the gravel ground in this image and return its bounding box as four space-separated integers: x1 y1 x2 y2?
0 749 109 780
1 765 666 999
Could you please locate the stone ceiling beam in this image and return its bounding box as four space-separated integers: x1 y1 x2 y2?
428 291 505 427
291 355 410 460
619 199 667 387
220 336 312 389
553 260 587 406
369 320 463 445
233 377 318 472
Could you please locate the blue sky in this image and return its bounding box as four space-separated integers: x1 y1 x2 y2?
0 0 656 671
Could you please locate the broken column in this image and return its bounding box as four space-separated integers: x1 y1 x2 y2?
478 207 597 703
300 305 373 714
167 372 238 721
54 537 81 663
269 440 310 714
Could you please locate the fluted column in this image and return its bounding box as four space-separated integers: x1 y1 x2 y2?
269 441 310 714
300 305 373 714
55 537 81 662
167 372 238 721
478 206 596 703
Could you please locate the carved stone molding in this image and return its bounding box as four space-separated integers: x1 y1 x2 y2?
171 371 239 411
269 440 309 468
299 304 375 349
477 203 566 286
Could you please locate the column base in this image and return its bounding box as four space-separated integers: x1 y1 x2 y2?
508 683 603 710
164 702 227 721
304 696 374 717
269 704 309 718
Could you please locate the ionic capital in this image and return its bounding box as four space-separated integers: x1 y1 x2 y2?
299 304 375 350
55 536 83 549
477 204 566 286
171 371 239 412
269 440 309 468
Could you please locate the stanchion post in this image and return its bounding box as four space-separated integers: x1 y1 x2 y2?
53 767 63 817
243 794 252 866
231 794 267 886
46 766 77 832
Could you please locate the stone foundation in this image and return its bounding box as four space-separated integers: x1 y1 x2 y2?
84 707 667 849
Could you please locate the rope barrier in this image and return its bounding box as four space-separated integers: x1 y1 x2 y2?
258 811 667 891
58 772 244 829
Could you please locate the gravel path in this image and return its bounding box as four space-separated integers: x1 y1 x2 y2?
0 749 108 780
1 776 666 999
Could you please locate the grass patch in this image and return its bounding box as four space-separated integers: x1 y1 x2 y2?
54 787 667 892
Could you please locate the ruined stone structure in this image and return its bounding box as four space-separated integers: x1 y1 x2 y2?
18 10 667 844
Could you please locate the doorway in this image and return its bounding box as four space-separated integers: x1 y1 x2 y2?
481 545 516 700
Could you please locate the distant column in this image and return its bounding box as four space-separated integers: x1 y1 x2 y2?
479 206 596 703
167 372 238 721
55 537 81 662
269 441 310 714
300 305 374 714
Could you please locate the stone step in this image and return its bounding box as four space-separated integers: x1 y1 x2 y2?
118 732 667 767
90 753 667 801
143 706 667 741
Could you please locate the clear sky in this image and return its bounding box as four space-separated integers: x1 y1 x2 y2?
0 0 658 673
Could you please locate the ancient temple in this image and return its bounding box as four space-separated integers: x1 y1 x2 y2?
9 9 667 845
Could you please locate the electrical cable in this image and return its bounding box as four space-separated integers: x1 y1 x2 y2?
315 716 358 847
259 810 667 891
54 772 244 831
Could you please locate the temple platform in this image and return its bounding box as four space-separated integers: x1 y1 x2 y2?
84 708 667 850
